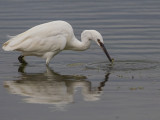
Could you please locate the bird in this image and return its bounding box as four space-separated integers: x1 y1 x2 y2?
2 20 113 66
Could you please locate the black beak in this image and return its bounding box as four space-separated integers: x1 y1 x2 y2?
98 40 112 63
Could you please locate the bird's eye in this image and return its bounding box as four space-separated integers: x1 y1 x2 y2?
97 39 101 43
97 39 103 46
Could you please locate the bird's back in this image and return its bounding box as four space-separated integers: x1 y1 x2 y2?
2 21 74 52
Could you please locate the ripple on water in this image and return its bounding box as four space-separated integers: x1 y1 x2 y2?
85 60 159 71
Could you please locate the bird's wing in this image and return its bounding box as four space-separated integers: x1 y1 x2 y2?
22 34 67 52
2 21 70 52
3 33 67 52
3 32 68 53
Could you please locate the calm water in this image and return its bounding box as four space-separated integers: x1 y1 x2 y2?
0 0 160 120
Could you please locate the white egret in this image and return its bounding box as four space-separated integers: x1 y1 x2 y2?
2 20 113 65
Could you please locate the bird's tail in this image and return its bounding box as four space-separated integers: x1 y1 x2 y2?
2 35 16 51
2 40 14 51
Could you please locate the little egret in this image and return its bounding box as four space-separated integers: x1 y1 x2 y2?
2 20 113 65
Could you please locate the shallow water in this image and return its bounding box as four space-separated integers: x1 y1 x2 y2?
0 0 160 120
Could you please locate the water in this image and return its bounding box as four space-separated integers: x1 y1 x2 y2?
0 0 160 120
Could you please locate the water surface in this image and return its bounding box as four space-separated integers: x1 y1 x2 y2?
0 0 160 120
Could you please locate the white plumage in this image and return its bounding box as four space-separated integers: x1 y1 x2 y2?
2 20 112 65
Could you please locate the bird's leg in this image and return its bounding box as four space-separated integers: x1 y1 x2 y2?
46 58 51 66
46 56 54 66
45 52 55 66
18 55 28 65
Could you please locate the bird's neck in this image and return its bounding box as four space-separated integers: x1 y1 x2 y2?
65 30 93 51
76 37 91 51
66 37 91 51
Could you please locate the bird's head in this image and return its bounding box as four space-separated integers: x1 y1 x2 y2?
82 30 113 63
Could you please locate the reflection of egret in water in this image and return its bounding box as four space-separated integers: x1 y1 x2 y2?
4 65 110 108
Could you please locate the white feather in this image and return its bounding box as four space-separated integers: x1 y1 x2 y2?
2 20 108 65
